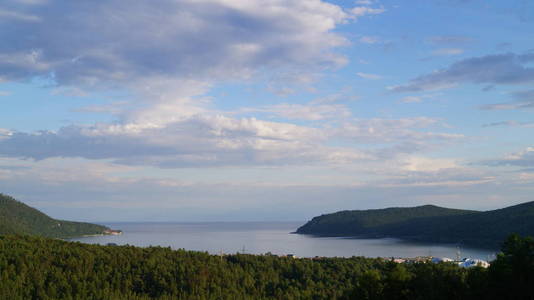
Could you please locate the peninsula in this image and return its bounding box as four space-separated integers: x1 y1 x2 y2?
296 201 534 248
0 193 115 238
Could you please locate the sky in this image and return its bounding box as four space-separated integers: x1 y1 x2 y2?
0 0 533 222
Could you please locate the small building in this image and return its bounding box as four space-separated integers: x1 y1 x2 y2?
431 257 454 264
458 258 490 268
103 229 123 235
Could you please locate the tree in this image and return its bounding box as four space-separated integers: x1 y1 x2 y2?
488 234 534 300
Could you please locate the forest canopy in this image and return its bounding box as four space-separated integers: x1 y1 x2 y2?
0 234 533 299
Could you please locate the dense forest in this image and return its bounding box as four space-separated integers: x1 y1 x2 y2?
0 234 533 299
296 202 534 248
0 193 108 238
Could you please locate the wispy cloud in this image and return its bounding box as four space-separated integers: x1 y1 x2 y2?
359 36 380 44
399 93 440 103
431 48 464 56
0 9 40 22
240 102 352 121
482 120 534 128
355 0 376 5
351 6 385 18
390 53 534 92
481 88 534 110
427 35 473 46
356 72 382 80
400 96 422 103
488 89 534 110
481 147 534 168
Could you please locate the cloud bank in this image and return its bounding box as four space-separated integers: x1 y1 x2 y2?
0 115 462 168
0 0 353 90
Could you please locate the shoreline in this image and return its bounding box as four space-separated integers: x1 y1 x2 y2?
293 232 500 251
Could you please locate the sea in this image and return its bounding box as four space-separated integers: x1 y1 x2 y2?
68 222 497 261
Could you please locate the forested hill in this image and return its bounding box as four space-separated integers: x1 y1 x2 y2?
296 202 534 248
296 205 476 236
0 193 108 238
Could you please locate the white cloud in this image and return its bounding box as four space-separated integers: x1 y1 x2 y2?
332 117 462 144
0 112 465 168
355 0 375 5
0 0 458 171
0 115 335 167
503 147 534 166
351 6 385 18
0 0 351 90
0 0 402 171
241 102 352 121
0 128 13 140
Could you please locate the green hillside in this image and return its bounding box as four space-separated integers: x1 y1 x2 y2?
296 202 534 248
0 193 108 238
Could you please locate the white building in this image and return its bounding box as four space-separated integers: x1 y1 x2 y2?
431 257 454 264
458 258 490 268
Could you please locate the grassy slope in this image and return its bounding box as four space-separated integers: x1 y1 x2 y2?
0 193 108 238
296 202 534 248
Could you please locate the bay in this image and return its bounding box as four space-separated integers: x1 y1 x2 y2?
69 222 496 260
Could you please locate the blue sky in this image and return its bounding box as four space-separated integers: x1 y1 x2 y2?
0 0 533 222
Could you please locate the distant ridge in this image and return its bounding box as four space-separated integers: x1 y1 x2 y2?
0 193 109 238
296 202 534 248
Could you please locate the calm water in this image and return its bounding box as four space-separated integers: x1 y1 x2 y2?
69 222 496 260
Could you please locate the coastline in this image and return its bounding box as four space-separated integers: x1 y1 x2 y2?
293 231 500 251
